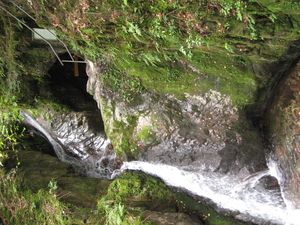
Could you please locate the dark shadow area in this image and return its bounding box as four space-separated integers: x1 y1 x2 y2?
247 39 300 123
245 39 300 155
47 53 99 112
4 134 58 170
46 51 105 134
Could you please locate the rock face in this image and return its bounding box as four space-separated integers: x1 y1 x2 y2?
86 60 267 176
21 111 121 179
266 59 300 207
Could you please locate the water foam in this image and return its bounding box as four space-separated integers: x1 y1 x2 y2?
122 161 300 225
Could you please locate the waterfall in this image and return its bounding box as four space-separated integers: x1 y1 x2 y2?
20 111 120 179
20 111 72 162
21 111 300 224
121 161 300 225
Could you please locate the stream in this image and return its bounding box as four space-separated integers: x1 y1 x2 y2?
18 55 300 225
123 161 300 225
20 110 300 225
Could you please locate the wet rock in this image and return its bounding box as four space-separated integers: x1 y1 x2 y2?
265 58 300 207
86 61 266 175
254 175 286 207
259 175 281 191
142 210 203 225
21 111 121 179
49 111 106 160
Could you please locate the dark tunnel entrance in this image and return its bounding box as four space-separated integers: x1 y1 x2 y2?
47 53 98 112
47 52 104 131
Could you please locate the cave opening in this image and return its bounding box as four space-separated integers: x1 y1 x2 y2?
47 53 96 111
47 52 104 132
6 52 111 167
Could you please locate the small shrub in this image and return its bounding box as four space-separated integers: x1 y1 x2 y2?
0 170 69 225
0 93 23 165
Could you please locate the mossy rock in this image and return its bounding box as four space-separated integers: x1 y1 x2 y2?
98 171 249 225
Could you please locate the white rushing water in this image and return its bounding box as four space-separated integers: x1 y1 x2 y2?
122 161 300 225
21 111 300 224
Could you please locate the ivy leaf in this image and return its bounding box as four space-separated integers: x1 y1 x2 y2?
224 43 234 53
269 14 277 23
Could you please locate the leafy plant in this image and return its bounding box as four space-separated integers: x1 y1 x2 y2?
0 94 23 165
224 42 234 53
0 170 69 225
97 172 172 225
48 179 58 195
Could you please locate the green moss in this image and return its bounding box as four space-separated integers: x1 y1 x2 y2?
20 48 53 82
191 50 257 105
97 172 248 225
116 54 204 100
106 172 173 203
27 97 69 122
27 0 300 109
100 99 139 158
97 172 174 225
101 65 145 105
109 116 139 158
99 99 141 158
136 126 156 145
116 47 257 105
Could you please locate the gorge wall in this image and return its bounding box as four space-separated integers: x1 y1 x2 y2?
266 58 300 207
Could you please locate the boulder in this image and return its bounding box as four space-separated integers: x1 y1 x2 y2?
86 60 267 176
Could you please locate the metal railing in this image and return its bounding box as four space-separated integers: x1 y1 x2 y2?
0 1 87 66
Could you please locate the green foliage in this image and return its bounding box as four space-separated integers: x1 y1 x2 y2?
0 170 69 225
106 172 173 203
97 172 173 225
97 200 147 225
0 12 57 166
0 16 23 166
27 0 300 108
48 179 58 195
101 202 126 225
0 15 21 93
0 93 23 165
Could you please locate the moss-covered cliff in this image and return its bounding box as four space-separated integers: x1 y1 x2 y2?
17 0 299 161
0 0 300 224
25 0 300 105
